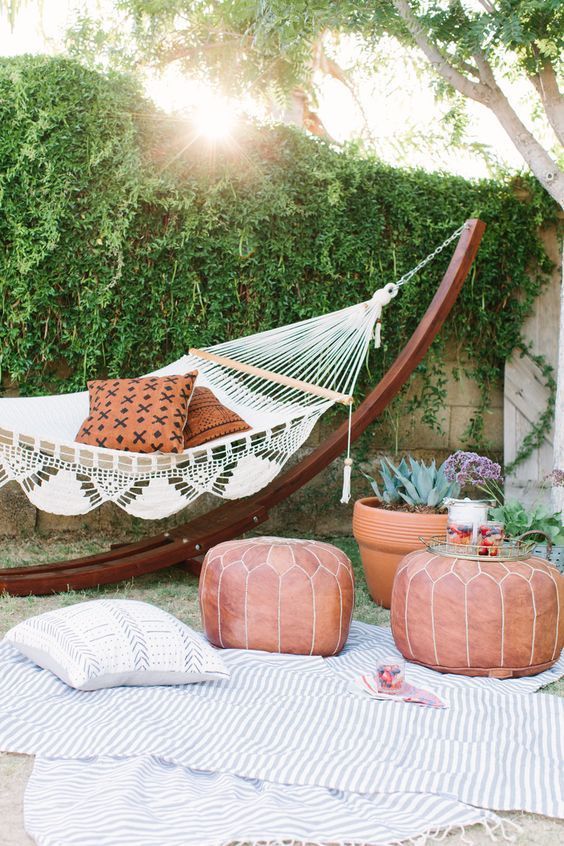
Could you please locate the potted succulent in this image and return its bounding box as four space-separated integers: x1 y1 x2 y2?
444 452 564 571
352 456 460 608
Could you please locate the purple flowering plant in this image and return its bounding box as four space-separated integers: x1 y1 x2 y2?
547 469 564 487
443 451 504 504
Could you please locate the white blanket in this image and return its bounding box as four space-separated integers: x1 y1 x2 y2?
0 622 562 845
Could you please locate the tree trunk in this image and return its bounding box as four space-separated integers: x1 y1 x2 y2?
273 88 334 141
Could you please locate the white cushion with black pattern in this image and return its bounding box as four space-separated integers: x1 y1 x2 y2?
4 599 229 690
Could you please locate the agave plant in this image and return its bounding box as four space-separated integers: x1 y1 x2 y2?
362 456 460 509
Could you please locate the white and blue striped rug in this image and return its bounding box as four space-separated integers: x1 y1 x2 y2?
0 622 562 845
25 757 503 846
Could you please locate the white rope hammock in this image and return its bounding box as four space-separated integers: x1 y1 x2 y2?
0 226 464 518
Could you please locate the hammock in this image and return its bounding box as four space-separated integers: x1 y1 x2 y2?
0 220 486 596
0 227 464 520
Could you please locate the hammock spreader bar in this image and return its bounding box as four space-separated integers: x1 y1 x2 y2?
189 348 354 406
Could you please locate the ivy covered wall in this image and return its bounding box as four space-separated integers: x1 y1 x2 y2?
0 55 558 463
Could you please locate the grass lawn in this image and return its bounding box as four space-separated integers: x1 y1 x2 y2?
0 534 562 845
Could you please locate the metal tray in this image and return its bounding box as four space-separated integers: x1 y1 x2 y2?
422 536 536 561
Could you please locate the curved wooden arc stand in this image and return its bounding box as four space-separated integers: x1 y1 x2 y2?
0 219 486 595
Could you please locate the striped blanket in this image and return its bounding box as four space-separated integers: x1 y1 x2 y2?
1 622 562 845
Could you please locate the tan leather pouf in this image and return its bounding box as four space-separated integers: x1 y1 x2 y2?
199 537 355 656
391 549 563 677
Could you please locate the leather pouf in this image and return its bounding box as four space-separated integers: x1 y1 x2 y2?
199 537 355 656
391 549 564 677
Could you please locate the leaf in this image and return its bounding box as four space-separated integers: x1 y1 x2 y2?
397 476 424 505
427 488 442 508
414 463 434 501
360 468 383 499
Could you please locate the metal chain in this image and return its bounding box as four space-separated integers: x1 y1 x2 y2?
394 223 467 288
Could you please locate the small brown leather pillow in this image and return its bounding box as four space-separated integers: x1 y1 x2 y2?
76 373 198 453
184 387 250 448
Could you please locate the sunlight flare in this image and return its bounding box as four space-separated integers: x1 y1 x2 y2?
194 99 236 141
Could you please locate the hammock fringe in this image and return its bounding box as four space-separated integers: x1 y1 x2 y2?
190 813 521 845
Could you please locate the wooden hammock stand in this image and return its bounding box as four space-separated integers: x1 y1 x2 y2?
0 219 485 596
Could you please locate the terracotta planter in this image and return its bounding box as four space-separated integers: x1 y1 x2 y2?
352 497 448 608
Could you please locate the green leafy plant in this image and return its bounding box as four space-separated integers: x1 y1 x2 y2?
489 501 564 546
362 457 460 509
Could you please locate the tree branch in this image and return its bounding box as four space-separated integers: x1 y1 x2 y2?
161 39 247 64
392 0 490 104
286 87 336 142
529 59 564 146
472 49 496 87
313 39 375 143
458 59 481 80
482 84 564 206
392 0 564 205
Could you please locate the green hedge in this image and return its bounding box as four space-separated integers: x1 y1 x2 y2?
0 56 558 452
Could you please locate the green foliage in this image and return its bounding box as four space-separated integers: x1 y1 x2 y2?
414 0 563 72
69 1 564 104
490 500 564 545
76 1 564 203
363 456 460 508
80 2 563 114
0 56 558 464
67 0 336 96
0 0 28 29
481 1 564 74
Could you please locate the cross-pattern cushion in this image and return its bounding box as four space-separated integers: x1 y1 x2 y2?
76 373 197 453
4 599 229 690
184 387 251 449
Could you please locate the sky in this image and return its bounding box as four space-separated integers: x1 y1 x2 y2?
0 0 544 180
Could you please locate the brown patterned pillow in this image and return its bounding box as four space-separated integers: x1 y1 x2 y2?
184 387 250 448
76 373 198 453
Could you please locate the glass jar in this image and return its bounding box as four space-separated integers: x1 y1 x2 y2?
447 520 473 545
376 656 405 692
477 521 505 556
445 498 494 544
